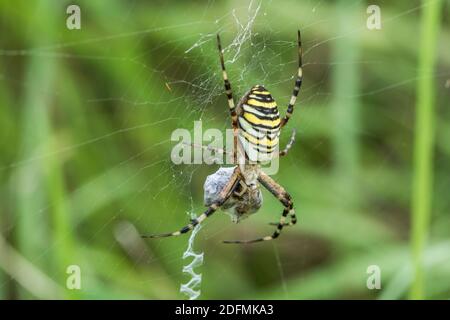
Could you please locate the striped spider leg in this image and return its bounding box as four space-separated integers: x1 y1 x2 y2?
279 128 296 157
142 167 241 239
217 34 239 164
182 141 232 164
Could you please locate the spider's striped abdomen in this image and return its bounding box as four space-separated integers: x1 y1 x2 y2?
238 85 280 163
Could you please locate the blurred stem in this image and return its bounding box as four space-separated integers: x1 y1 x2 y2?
15 1 76 299
332 1 360 206
45 137 78 299
0 234 63 299
0 67 13 299
16 34 54 297
410 0 442 300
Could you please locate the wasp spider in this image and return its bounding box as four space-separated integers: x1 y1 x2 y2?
143 31 303 244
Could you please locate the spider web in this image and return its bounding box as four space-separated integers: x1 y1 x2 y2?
1 0 449 300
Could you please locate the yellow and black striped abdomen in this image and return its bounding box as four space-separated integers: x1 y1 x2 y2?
238 85 280 163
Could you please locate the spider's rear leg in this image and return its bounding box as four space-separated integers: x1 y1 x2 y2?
268 217 296 227
278 129 296 157
223 171 295 244
257 171 296 224
142 167 240 239
266 187 296 227
217 34 238 164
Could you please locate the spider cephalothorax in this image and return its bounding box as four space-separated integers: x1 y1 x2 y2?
143 31 303 244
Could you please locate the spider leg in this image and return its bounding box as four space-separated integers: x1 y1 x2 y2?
182 141 231 156
261 171 297 227
142 167 240 239
280 30 303 128
223 171 295 244
279 128 296 157
141 205 219 239
217 34 238 164
182 141 231 164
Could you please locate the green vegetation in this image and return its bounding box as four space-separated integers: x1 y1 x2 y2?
410 0 443 300
0 1 449 299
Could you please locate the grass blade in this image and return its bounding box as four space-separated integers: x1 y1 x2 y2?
410 0 443 300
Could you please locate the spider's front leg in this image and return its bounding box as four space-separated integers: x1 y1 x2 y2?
260 171 297 227
217 34 238 164
142 168 240 239
223 171 296 244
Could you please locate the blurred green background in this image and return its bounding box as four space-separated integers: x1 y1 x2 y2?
0 0 449 300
